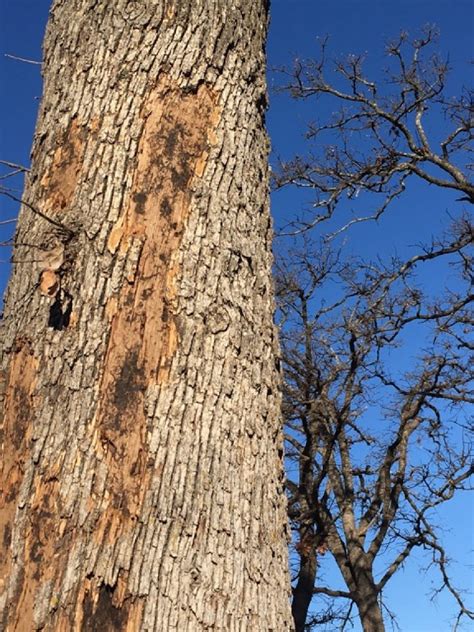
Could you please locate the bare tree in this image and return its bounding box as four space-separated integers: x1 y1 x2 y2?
273 27 474 632
274 26 473 237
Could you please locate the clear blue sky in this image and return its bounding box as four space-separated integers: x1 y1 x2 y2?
0 1 472 630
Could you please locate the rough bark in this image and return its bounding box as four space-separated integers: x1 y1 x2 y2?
0 1 293 630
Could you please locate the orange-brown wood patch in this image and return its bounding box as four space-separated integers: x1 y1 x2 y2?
93 76 221 561
40 117 97 214
0 339 38 626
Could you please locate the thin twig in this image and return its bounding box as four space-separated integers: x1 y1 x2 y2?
4 53 42 66
0 190 74 237
0 160 30 172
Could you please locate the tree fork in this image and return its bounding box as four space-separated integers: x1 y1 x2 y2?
0 1 293 629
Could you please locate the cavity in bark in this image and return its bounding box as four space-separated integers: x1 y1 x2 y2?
48 289 73 330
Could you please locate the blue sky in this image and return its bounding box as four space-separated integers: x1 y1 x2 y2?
0 1 472 630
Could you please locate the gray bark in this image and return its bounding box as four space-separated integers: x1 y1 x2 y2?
346 551 385 632
355 586 385 632
0 1 293 629
349 549 385 632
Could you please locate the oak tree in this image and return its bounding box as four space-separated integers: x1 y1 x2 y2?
0 1 293 629
273 27 473 632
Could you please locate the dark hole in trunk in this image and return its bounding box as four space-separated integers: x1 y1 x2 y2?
48 289 73 330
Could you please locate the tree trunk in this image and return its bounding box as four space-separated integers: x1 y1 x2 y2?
332 540 385 632
354 581 385 632
0 1 293 630
291 546 317 632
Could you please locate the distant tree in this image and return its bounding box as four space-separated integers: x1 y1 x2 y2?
273 27 473 632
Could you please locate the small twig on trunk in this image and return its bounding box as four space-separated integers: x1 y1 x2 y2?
4 53 42 66
0 190 74 237
0 160 30 172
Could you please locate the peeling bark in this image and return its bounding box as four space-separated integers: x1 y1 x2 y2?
0 1 293 629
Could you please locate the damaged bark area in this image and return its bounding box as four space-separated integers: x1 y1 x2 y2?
40 118 87 215
105 78 220 388
0 1 293 630
92 78 221 567
0 340 38 626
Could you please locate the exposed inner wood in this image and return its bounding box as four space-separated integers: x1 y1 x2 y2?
0 340 38 630
40 118 87 214
92 78 221 580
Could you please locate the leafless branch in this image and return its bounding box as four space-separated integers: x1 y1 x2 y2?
4 53 42 66
273 27 473 237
